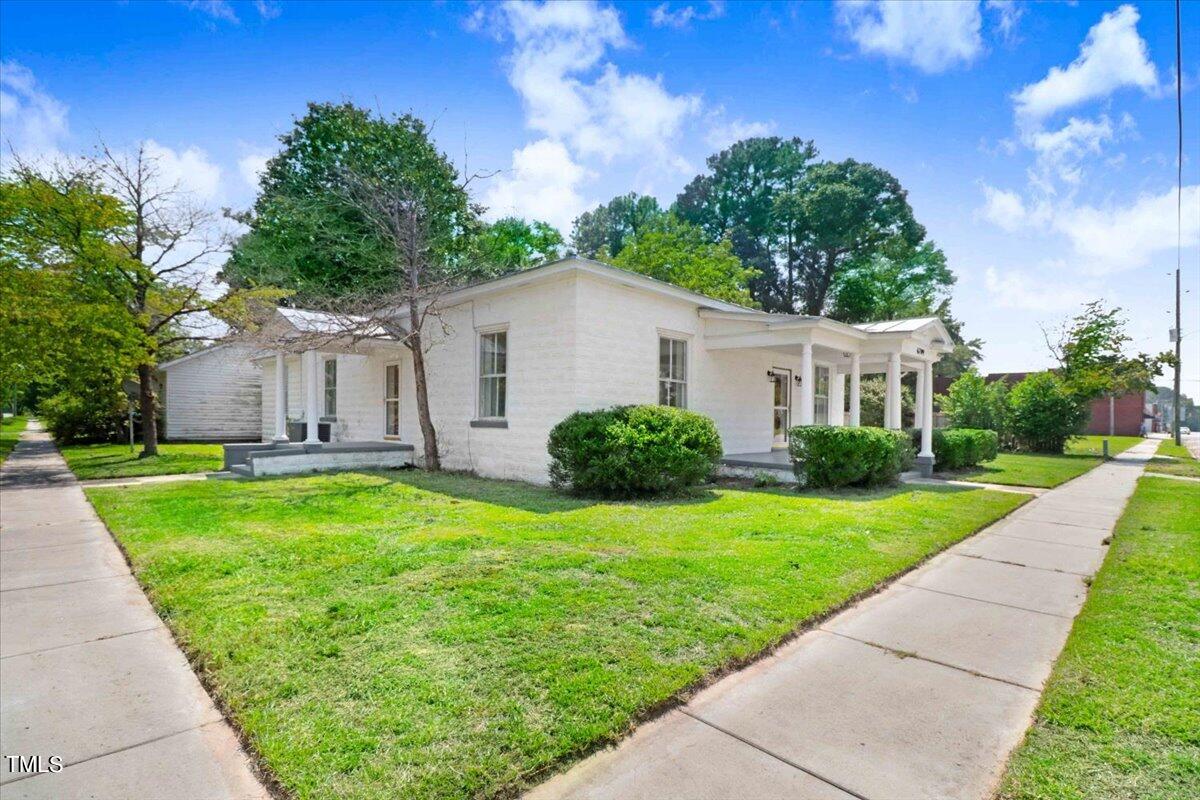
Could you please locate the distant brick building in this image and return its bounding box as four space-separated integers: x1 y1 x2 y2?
982 372 1152 437
1085 392 1148 436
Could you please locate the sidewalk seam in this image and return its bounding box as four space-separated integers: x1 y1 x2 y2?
677 709 871 800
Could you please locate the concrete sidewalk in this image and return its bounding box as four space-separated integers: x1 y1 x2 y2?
528 439 1160 800
0 421 268 800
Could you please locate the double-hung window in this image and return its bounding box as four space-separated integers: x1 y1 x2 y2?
384 364 401 437
658 336 687 408
323 358 337 418
478 331 507 419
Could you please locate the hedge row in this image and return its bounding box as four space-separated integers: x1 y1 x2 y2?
547 405 723 497
909 427 1000 470
788 426 912 488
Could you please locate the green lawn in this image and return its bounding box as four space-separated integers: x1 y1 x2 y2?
998 476 1200 800
60 442 224 480
86 471 1027 800
1 415 28 465
1144 439 1200 479
955 435 1143 488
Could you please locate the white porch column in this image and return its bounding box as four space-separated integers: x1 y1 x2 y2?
885 352 902 430
272 352 289 443
849 354 861 427
799 342 815 426
829 370 846 426
917 359 936 477
914 363 926 430
303 350 321 444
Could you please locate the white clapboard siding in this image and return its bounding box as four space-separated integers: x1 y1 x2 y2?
161 345 263 441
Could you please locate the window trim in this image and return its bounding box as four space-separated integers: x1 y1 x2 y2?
322 357 338 420
658 334 689 409
476 327 508 422
383 362 401 439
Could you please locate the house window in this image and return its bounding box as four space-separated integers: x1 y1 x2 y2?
479 331 507 419
323 358 337 418
384 364 400 437
659 336 687 408
813 365 830 425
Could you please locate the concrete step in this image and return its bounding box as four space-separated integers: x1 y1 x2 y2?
228 464 254 478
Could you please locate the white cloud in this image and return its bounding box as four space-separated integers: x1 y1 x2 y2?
650 1 726 29
0 61 69 163
142 140 223 201
978 184 1029 231
836 0 983 74
497 0 700 164
985 0 1023 44
177 0 239 23
481 139 593 234
985 266 1099 312
1026 114 1118 184
705 117 776 149
1053 185 1200 275
254 1 281 20
1012 4 1157 131
237 152 270 190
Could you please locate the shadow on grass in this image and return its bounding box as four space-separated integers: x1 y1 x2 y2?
719 479 980 502
243 466 726 515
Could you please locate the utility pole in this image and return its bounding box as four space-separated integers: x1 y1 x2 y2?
1176 266 1183 446
1173 0 1183 446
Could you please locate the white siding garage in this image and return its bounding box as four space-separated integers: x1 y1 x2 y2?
160 345 262 441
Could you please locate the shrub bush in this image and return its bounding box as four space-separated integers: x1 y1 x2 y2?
910 427 1000 470
941 371 1009 434
547 405 723 497
38 388 128 444
789 426 911 488
859 376 914 428
1008 372 1088 453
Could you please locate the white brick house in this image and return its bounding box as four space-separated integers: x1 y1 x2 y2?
236 257 953 482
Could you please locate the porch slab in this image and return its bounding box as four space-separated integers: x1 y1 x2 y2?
685 631 1039 800
952 534 1105 576
525 710 855 800
822 584 1075 689
901 554 1088 618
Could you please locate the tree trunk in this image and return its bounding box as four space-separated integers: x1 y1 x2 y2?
137 362 159 458
408 305 440 471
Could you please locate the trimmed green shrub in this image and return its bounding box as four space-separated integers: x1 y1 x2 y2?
789 426 911 488
941 371 1009 434
1008 372 1088 453
910 427 1000 470
38 388 128 444
547 405 723 497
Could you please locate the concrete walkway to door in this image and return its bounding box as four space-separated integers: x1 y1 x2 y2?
528 438 1160 800
0 421 269 800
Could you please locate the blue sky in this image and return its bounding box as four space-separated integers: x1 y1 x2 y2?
2 0 1197 391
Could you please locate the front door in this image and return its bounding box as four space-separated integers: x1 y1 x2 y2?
772 368 791 448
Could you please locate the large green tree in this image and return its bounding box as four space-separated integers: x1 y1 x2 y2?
473 217 563 276
608 215 759 306
570 193 664 259
237 104 479 470
224 102 476 304
828 241 953 323
774 158 925 316
674 137 816 312
0 167 146 441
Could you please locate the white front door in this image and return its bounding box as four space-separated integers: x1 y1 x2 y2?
772 368 791 448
